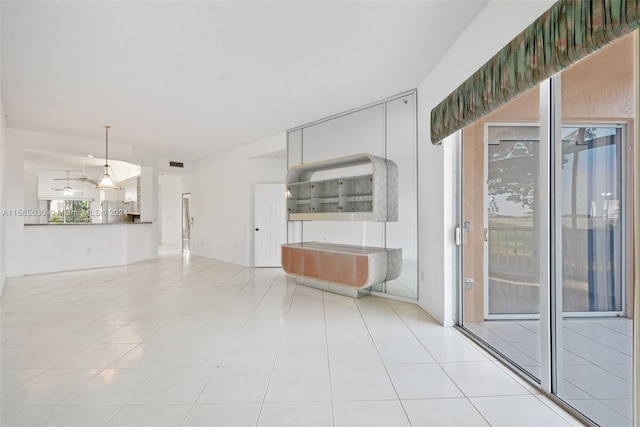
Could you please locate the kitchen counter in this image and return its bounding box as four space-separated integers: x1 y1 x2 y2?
22 222 157 274
24 221 152 226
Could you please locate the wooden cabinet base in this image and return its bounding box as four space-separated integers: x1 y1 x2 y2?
282 242 402 295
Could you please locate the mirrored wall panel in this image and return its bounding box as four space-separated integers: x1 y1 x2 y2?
287 91 417 299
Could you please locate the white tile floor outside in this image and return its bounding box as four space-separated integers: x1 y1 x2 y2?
467 318 633 426
1 253 584 426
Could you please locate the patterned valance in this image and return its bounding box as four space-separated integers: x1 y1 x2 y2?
430 0 640 144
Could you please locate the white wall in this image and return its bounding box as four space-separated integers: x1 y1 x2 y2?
23 223 155 275
186 132 286 266
5 132 25 277
118 175 138 205
158 173 183 244
156 157 194 174
155 158 193 245
126 223 157 265
0 98 6 294
0 4 5 294
416 0 555 325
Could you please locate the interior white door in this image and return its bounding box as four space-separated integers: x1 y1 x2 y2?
254 183 287 267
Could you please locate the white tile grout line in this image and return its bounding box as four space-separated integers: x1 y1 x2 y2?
253 271 296 427
359 297 438 426
2 258 630 426
322 291 337 427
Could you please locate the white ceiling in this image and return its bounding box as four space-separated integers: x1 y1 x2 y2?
23 149 141 182
1 1 488 160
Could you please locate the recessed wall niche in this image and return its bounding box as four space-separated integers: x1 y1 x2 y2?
286 90 418 300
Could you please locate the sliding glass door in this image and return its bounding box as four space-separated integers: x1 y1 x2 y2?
560 125 625 315
485 125 540 319
461 86 542 382
553 32 635 424
556 125 631 425
459 32 635 426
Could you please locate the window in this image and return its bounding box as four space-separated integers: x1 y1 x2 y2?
47 200 92 224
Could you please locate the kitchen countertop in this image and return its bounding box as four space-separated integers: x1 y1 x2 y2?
25 222 152 226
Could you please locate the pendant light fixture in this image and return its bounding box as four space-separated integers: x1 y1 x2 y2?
96 125 119 189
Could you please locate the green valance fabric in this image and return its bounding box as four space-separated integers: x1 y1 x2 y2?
430 0 640 144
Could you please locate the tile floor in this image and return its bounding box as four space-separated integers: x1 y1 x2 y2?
467 318 633 426
379 260 418 301
1 253 584 426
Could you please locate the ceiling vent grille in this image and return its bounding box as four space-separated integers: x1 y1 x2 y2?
169 161 184 168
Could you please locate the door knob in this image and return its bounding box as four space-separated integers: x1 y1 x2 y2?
255 228 259 231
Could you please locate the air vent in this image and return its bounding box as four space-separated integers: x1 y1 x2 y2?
169 161 184 168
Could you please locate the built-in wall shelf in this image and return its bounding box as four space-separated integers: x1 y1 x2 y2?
286 153 398 222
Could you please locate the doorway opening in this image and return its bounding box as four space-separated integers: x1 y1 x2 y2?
182 193 191 254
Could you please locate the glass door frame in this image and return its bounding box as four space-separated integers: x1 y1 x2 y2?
481 120 628 320
558 121 627 319
457 32 639 425
483 121 542 321
455 78 555 393
457 74 634 425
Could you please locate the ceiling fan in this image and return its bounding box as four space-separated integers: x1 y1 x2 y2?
51 171 82 196
70 175 99 186
53 160 99 186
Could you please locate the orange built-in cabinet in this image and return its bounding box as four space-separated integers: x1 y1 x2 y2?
282 242 401 289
